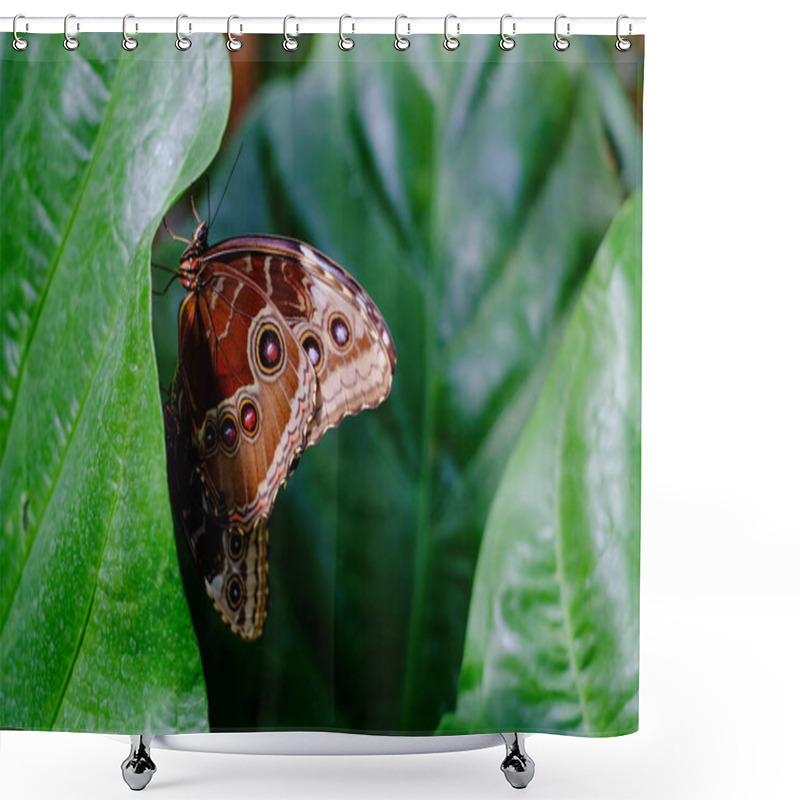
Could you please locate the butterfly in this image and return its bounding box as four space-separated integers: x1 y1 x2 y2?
163 217 396 640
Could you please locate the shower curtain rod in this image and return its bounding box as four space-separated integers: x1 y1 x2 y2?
1 15 646 37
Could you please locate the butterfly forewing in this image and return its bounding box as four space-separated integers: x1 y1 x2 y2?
201 237 397 447
177 269 317 518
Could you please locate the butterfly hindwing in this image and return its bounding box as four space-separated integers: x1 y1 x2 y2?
165 373 272 640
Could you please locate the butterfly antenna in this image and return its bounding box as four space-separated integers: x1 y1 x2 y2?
209 142 244 230
205 174 212 224
190 193 202 226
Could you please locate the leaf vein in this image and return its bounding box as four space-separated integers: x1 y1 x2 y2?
552 344 593 732
0 59 131 637
49 414 130 727
0 57 121 463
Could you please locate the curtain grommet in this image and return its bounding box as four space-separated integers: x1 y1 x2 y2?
122 14 138 51
394 15 410 51
12 14 29 51
554 14 570 51
283 15 299 51
616 15 632 51
227 15 243 51
499 14 516 51
63 13 79 51
444 14 460 51
175 14 192 50
339 14 355 51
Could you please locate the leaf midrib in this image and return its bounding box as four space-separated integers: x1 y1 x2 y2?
0 57 129 636
397 64 585 728
399 64 448 726
1 57 126 465
552 338 593 732
0 266 130 645
49 381 130 728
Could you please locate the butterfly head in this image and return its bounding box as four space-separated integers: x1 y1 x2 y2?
178 221 210 289
184 220 209 258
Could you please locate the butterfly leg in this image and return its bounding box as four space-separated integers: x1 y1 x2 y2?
121 735 157 791
161 217 193 246
500 733 535 789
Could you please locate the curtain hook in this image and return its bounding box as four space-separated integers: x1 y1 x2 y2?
12 14 29 51
63 13 79 51
122 14 138 51
553 14 570 51
175 14 192 50
394 14 410 50
616 14 632 51
443 14 460 51
283 15 298 51
227 15 243 51
499 14 516 51
339 14 355 51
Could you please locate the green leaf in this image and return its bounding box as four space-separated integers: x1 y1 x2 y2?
0 35 230 732
155 36 640 733
439 192 642 736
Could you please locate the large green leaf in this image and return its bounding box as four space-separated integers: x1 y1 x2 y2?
0 36 230 731
439 192 642 736
153 36 640 733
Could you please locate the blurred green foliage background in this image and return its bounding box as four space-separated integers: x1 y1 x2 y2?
0 31 641 735
153 34 643 735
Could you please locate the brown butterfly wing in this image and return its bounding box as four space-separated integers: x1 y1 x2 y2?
166 235 393 640
164 376 270 640
168 262 316 639
202 237 396 448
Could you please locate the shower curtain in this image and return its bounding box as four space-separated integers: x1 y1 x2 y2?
0 30 643 739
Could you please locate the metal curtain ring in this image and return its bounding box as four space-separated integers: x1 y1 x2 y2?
394 14 410 50
176 14 192 50
63 13 79 50
443 14 460 51
616 14 632 51
122 14 138 51
227 15 243 51
283 15 298 51
339 14 355 51
499 14 515 50
554 14 570 51
12 14 28 51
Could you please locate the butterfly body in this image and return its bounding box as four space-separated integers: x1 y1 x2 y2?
165 225 396 640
